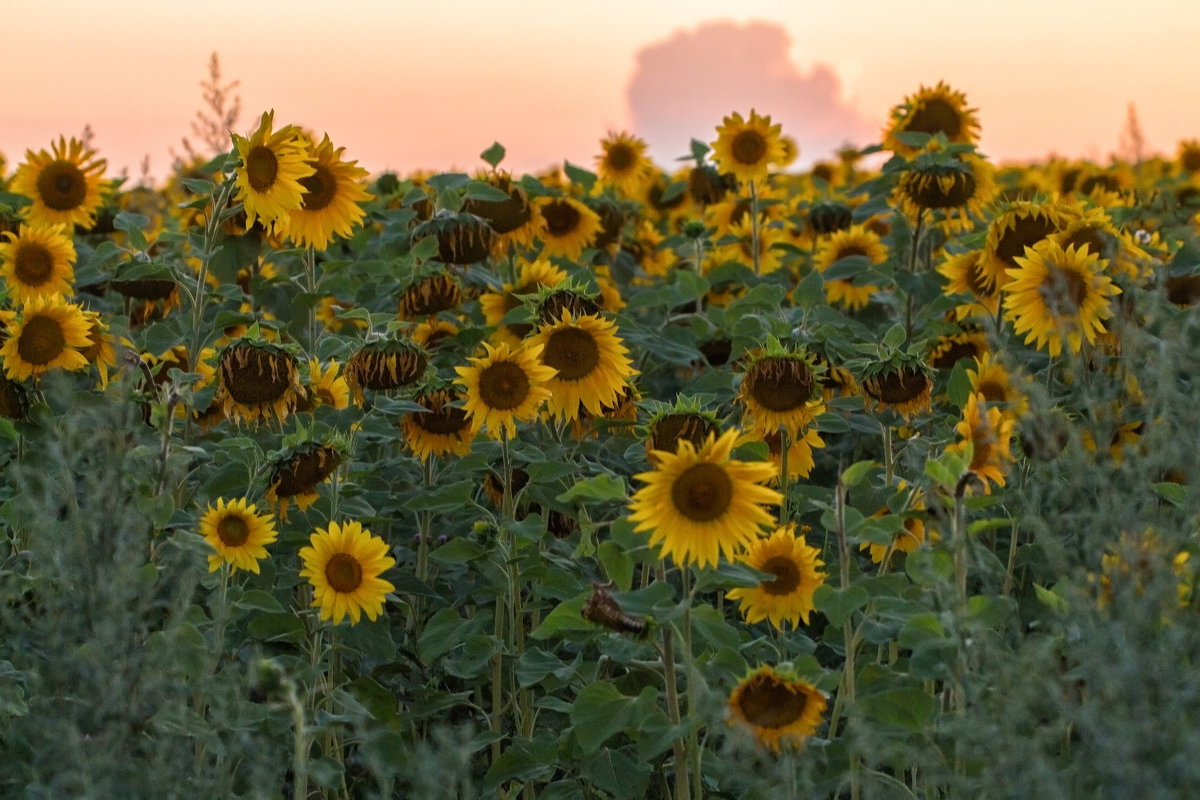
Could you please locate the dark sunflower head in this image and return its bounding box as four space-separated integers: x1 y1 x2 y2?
397 271 463 319
218 339 299 407
413 210 496 265
462 171 532 234
345 337 428 399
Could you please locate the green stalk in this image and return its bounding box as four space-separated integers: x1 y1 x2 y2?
304 245 319 354
681 568 701 800
833 473 861 800
903 210 924 340
658 564 691 800
779 425 792 523
749 179 761 276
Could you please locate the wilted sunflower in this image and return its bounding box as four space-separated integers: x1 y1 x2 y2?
413 210 496 265
281 134 373 251
199 497 278 574
215 338 302 425
527 310 637 422
645 405 722 461
454 340 556 440
728 666 827 753
534 196 602 261
710 109 786 185
595 131 656 196
738 349 824 436
343 337 428 404
883 81 981 156
813 225 887 310
937 249 1001 319
629 429 781 569
0 376 29 420
727 524 826 630
397 271 463 319
0 223 76 302
11 136 109 228
462 169 536 250
1002 240 1120 358
401 386 474 461
266 442 343 521
896 148 995 231
982 199 1070 292
299 519 396 625
1 295 92 381
927 327 988 371
946 392 1014 492
479 258 567 344
860 356 934 420
231 110 315 232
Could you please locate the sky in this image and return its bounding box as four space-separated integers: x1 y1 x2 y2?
4 0 1200 184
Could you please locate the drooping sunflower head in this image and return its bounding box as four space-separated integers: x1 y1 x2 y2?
0 223 76 303
643 400 722 461
629 428 782 569
686 163 733 207
413 210 496 265
280 133 374 252
480 258 568 344
727 524 826 630
401 384 474 462
896 145 996 231
396 270 463 319
534 285 603 327
299 519 396 626
883 81 981 156
454 340 557 440
595 131 656 196
710 109 786 185
215 338 302 425
199 497 278 574
528 310 638 422
463 169 532 234
231 110 315 233
727 666 828 753
12 136 110 228
266 441 345 521
0 295 93 382
533 196 602 261
859 354 934 421
738 347 824 436
109 261 182 325
806 199 855 237
1178 139 1200 174
344 337 429 404
0 375 30 421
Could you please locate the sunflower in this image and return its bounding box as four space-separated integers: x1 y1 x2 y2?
882 81 981 156
298 358 351 411
946 393 1014 492
299 519 396 625
413 210 496 265
78 310 117 388
526 311 637 422
463 168 537 251
199 497 278 574
728 666 827 753
710 110 786 185
645 406 721 461
712 213 789 276
739 349 824 437
231 111 315 232
813 225 887 310
860 357 934 421
479 258 568 344
534 196 602 261
937 249 1000 319
982 199 1070 292
410 318 459 351
11 136 109 228
315 296 369 333
0 376 29 420
0 223 76 302
454 340 556 440
215 338 302 425
1002 240 1120 358
401 386 474 461
343 338 428 404
861 482 934 564
757 426 825 481
266 442 342 521
966 353 1027 414
595 131 656 196
397 271 463 319
1179 139 1200 174
896 147 996 232
281 134 374 251
727 524 826 629
629 429 781 569
927 327 988 371
1 295 92 381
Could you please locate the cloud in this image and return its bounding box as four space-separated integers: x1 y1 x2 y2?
627 20 878 168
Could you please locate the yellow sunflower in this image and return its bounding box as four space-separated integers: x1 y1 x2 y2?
454 340 556 440
860 359 934 421
215 338 302 425
712 213 789 276
11 136 109 228
199 497 278 574
937 249 1000 319
480 258 568 345
0 223 76 303
947 393 1015 492
883 81 981 156
629 429 782 569
534 196 602 261
410 318 459 351
896 148 996 232
982 199 1071 292
78 310 117 389
758 426 825 482
401 386 474 461
710 109 786 185
861 482 935 564
739 350 824 437
300 358 351 411
727 524 826 630
526 310 638 422
1002 240 1120 358
728 666 827 753
231 110 315 233
299 519 396 625
1 295 92 381
813 225 887 310
927 328 988 371
595 131 656 196
281 134 374 252
266 442 342 521
966 353 1027 415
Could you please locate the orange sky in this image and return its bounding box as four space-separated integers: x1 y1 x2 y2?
4 0 1200 184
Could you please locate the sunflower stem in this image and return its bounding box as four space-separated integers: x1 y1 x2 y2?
681 567 702 800
779 425 792 523
658 564 691 800
782 751 797 800
305 245 319 354
830 471 861 800
749 179 762 276
904 210 924 339
1002 517 1019 598
417 456 434 584
881 421 895 488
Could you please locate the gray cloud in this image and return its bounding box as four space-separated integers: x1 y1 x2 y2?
627 20 878 168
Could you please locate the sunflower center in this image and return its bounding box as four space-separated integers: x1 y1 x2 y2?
836 245 868 260
14 243 54 286
479 361 531 410
1061 228 1104 258
964 253 994 296
244 145 279 192
906 98 963 138
651 413 716 453
995 212 1057 268
16 315 66 366
324 553 363 593
869 368 929 404
976 379 1007 403
731 130 768 166
736 675 809 729
216 515 251 547
37 161 87 211
671 462 733 522
300 165 337 211
414 404 469 434
606 143 636 172
223 346 294 404
542 326 600 381
909 169 976 209
760 555 802 595
746 357 814 412
272 446 340 497
541 200 581 237
1038 266 1089 315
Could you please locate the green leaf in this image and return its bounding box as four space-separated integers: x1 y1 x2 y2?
841 460 877 489
822 254 873 282
906 548 955 587
881 322 907 350
793 268 825 309
530 594 594 640
1155 481 1187 506
1034 583 1069 614
429 537 486 565
114 211 149 252
947 359 973 408
233 590 285 614
570 682 634 754
403 479 475 513
479 141 506 168
246 613 306 645
419 607 471 664
859 684 939 731
515 648 578 688
597 539 634 591
556 474 628 504
813 585 869 626
563 161 597 193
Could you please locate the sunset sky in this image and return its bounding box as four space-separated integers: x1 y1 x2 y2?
5 0 1200 184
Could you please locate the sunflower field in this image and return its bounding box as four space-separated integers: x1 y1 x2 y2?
4 80 1200 800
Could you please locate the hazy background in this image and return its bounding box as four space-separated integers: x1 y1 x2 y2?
4 0 1198 183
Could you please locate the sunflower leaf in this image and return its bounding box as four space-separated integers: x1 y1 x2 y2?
813 584 869 626
479 141 506 168
557 473 628 504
